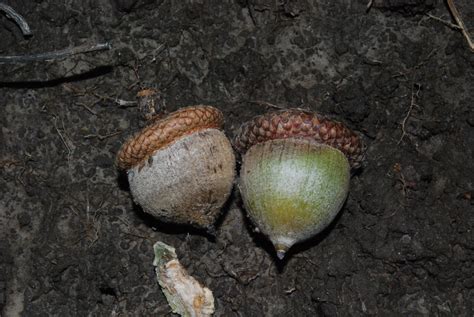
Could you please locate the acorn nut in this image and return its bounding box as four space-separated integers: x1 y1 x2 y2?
234 109 365 259
117 105 235 230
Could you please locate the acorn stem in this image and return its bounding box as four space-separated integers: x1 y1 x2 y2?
136 87 165 122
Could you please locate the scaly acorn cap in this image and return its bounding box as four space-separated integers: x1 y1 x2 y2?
234 109 365 169
117 105 224 170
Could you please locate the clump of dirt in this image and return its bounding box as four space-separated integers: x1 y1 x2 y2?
1 0 473 316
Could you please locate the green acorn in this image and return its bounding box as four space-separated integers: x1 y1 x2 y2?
234 109 365 259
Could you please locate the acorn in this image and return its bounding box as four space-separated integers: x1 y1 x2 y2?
234 109 365 259
117 105 235 230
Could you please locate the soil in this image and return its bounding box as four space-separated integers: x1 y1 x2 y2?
1 0 473 316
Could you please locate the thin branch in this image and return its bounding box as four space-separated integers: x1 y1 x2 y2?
447 0 474 52
0 42 111 64
425 13 461 30
114 98 137 107
75 102 97 115
366 0 374 13
83 130 122 141
53 115 72 157
250 100 285 109
0 3 32 36
398 84 421 145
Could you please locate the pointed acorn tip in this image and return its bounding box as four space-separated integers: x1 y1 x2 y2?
276 250 286 260
274 242 289 260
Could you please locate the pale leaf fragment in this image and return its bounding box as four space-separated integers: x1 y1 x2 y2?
153 241 215 317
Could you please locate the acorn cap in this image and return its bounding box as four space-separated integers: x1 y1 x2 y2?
234 109 365 169
117 105 224 170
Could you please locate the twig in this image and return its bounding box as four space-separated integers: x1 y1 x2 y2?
398 84 421 144
284 287 297 295
64 83 137 109
52 115 72 158
75 102 97 115
83 130 122 141
425 13 462 30
447 0 474 52
91 92 137 107
250 100 285 109
114 98 137 107
366 0 374 12
0 3 32 36
114 216 155 242
0 42 111 64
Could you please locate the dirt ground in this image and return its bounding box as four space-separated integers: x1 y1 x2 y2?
1 0 473 316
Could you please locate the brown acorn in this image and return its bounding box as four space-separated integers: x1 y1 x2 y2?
235 109 365 259
117 105 235 230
